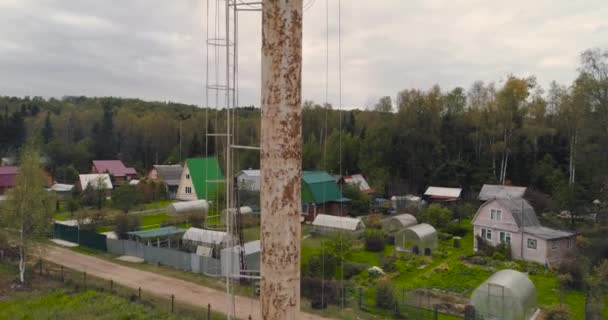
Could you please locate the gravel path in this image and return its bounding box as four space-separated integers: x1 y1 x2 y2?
43 245 330 320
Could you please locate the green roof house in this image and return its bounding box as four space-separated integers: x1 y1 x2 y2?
302 171 350 219
176 157 224 201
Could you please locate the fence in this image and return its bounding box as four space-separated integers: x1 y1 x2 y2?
106 238 222 276
53 223 107 251
34 259 228 320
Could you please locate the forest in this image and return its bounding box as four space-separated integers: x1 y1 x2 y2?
0 48 607 215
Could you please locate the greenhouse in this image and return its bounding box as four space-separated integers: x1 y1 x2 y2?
395 223 437 255
381 213 418 234
312 214 365 237
470 269 538 320
167 200 209 216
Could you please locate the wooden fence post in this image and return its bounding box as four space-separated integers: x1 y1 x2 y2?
171 294 174 313
60 265 64 282
358 287 362 309
138 287 141 300
110 280 113 293
207 303 211 319
39 259 42 275
83 272 87 290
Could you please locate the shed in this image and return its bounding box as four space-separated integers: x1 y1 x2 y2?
127 226 185 248
395 223 438 255
220 240 261 278
470 269 537 320
0 166 18 195
312 214 365 237
167 200 209 216
382 214 418 234
342 174 373 194
478 184 527 201
182 227 234 247
423 186 462 201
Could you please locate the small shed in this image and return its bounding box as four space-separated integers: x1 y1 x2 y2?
167 200 209 216
478 184 527 201
470 269 537 320
312 214 365 237
182 227 235 248
127 226 185 248
236 169 261 191
220 240 261 278
382 214 418 234
395 223 438 255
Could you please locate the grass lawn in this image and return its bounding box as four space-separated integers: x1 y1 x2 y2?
142 200 175 210
53 212 71 221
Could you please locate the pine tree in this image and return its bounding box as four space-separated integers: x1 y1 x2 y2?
42 112 54 144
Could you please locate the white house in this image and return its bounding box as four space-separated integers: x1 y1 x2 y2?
472 198 576 266
236 169 260 191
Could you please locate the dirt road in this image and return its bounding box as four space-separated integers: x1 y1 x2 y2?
43 245 330 320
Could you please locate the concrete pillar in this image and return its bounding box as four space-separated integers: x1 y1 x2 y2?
260 0 303 318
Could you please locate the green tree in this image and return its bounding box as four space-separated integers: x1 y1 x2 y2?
112 184 142 213
418 204 453 229
373 96 392 113
0 144 55 283
41 112 54 144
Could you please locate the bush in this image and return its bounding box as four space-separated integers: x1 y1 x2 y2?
301 277 341 305
557 253 590 290
544 305 572 320
304 252 338 279
444 222 468 237
113 213 140 239
364 230 386 252
343 261 369 279
453 237 461 248
112 184 142 213
375 277 395 310
76 209 108 231
418 204 453 229
385 234 395 245
366 214 383 229
438 232 452 241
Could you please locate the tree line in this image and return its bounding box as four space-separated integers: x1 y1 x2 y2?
0 48 607 210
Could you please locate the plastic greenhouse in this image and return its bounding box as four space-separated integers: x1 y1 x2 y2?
395 223 437 255
167 200 209 216
382 213 418 234
470 269 538 320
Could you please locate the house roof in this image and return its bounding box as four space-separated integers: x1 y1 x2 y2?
92 160 137 177
523 226 575 240
127 226 185 239
0 166 18 188
49 183 74 192
237 169 260 177
302 171 346 204
79 174 113 190
182 227 232 245
312 214 365 231
153 164 183 186
478 184 527 201
185 157 224 200
424 186 462 199
343 174 373 193
474 198 540 228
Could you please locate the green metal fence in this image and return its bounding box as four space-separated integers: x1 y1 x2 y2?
53 223 107 251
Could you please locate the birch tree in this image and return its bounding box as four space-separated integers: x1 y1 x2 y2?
0 144 55 283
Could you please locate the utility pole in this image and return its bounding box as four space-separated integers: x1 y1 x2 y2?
260 0 303 319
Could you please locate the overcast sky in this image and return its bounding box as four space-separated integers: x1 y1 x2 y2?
0 0 607 109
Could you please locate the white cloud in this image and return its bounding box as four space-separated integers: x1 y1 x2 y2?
0 0 607 108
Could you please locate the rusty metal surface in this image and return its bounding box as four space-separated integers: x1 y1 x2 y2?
260 0 303 319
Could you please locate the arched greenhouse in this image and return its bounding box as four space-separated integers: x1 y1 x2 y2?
395 223 437 255
470 269 538 320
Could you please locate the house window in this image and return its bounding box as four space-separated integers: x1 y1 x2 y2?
500 232 511 244
186 174 190 179
185 186 192 194
527 238 537 250
481 228 492 241
490 209 502 221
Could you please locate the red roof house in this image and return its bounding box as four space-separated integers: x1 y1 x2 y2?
91 160 138 184
0 166 18 195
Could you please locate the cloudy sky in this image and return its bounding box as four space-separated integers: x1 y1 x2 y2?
0 0 607 109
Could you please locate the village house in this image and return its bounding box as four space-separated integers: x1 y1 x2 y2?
77 173 113 191
176 157 224 201
236 169 261 191
91 160 138 185
0 166 18 196
472 197 576 267
302 171 350 220
338 174 374 194
147 164 183 199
